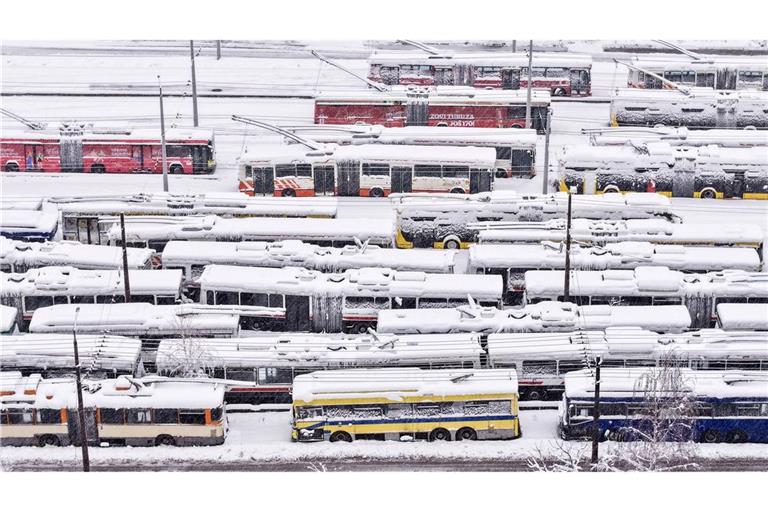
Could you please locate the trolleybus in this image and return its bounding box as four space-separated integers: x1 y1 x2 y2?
626 55 768 91
716 303 768 331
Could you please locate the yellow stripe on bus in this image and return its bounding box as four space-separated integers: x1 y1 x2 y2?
294 393 517 407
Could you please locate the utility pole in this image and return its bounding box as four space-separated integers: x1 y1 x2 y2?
591 357 602 465
120 213 132 302
158 76 169 192
216 40 222 60
541 108 552 194
190 40 199 127
512 40 517 53
72 306 90 472
525 40 533 129
563 187 573 302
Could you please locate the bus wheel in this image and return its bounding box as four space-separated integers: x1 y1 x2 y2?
525 388 548 401
329 431 352 443
355 323 372 334
429 428 451 442
450 187 465 194
38 435 60 447
456 427 477 441
155 435 176 446
700 188 717 199
553 87 566 96
369 187 385 198
603 186 620 194
442 236 461 250
170 164 184 175
702 429 721 443
5 162 19 172
281 189 296 197
495 169 508 179
91 164 106 174
726 429 748 443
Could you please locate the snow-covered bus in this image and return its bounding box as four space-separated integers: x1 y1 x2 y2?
291 368 520 442
488 328 768 400
1 305 19 335
0 267 183 330
156 333 484 404
48 193 337 245
1 334 143 378
197 265 503 333
610 88 768 129
476 218 765 249
161 239 456 289
524 267 768 328
716 303 768 331
584 127 768 148
103 215 394 254
0 373 227 447
626 55 768 91
368 51 592 96
0 236 154 273
315 87 552 133
393 191 678 249
558 143 768 199
559 368 768 443
376 301 692 335
282 125 538 178
470 241 762 304
238 143 497 198
0 206 58 242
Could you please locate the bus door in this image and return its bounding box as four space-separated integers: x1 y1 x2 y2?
76 216 102 244
502 68 521 89
24 145 43 170
570 69 589 95
470 169 492 193
336 160 360 196
717 69 737 90
67 408 99 446
733 171 745 198
132 145 144 171
191 145 205 173
391 166 413 193
285 295 311 331
313 165 335 195
251 166 275 196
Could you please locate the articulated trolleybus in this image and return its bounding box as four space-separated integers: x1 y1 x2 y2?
559 368 768 443
238 143 496 198
0 372 226 447
1 128 215 174
292 368 520 442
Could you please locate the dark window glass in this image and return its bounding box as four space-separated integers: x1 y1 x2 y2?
226 369 255 381
275 164 296 178
442 166 469 179
241 292 268 307
127 409 152 424
508 106 527 118
268 294 284 308
37 409 62 424
215 290 239 306
69 295 96 304
166 145 192 158
153 409 179 424
210 407 223 421
54 296 70 305
131 295 155 304
23 295 54 312
414 165 441 178
295 164 312 177
100 408 125 424
179 409 206 425
495 147 512 160
156 296 176 305
205 290 215 305
362 163 390 176
7 410 35 424
259 367 293 384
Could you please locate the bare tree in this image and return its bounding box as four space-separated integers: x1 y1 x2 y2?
159 316 218 377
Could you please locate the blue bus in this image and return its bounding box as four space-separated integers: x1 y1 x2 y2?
559 368 768 443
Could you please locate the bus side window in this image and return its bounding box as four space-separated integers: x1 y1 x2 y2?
205 290 215 305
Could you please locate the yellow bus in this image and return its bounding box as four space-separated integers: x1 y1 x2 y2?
291 368 520 442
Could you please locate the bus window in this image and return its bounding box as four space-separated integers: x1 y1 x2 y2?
259 367 293 384
131 295 154 304
362 163 390 176
70 295 96 304
413 165 441 178
495 147 512 160
241 292 268 307
737 71 764 88
465 401 489 416
153 409 179 424
295 164 312 177
442 166 469 179
275 164 296 177
179 409 206 425
8 410 35 424
156 296 177 305
166 145 192 158
214 290 239 305
37 409 62 424
652 297 682 305
24 295 54 312
545 68 568 78
268 294 285 308
392 296 417 309
417 298 449 308
511 150 533 173
508 106 526 118
127 409 152 424
100 408 125 424
205 290 215 305
226 369 256 382
696 73 715 88
414 404 440 417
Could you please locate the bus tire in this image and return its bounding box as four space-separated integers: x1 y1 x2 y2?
442 236 461 250
5 162 19 172
553 87 567 96
170 164 184 175
700 188 717 199
450 187 465 194
429 428 451 442
603 185 620 194
155 435 176 446
38 434 60 447
495 169 508 179
456 427 477 441
369 187 385 198
281 189 296 197
702 429 721 443
329 431 352 443
726 429 748 443
525 388 548 401
91 164 106 174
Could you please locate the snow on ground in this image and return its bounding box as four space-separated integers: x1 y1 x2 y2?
1 410 765 467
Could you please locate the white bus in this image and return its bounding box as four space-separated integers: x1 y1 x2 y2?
48 192 337 245
1 236 154 273
1 334 143 378
476 218 765 249
524 267 768 328
393 191 678 249
376 301 692 335
156 332 484 404
0 372 227 447
103 215 395 253
161 239 456 290
610 88 768 129
716 303 768 331
626 55 768 91
558 143 768 199
584 126 768 148
198 265 503 333
0 206 59 243
0 266 183 329
283 125 538 178
238 143 496 198
469 241 762 303
487 328 768 400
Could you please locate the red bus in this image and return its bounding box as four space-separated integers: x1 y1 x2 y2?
368 52 592 97
314 87 551 134
0 128 216 174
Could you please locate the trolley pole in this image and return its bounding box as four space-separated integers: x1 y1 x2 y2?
158 76 169 192
120 213 132 302
190 40 199 127
591 357 602 466
563 188 573 302
216 40 222 60
541 108 552 194
525 40 533 129
72 306 90 472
